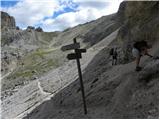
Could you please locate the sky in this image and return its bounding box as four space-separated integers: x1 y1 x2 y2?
1 0 123 32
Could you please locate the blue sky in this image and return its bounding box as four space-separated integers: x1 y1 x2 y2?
1 1 19 7
1 0 123 32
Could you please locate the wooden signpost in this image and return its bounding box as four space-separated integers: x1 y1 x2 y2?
61 38 87 114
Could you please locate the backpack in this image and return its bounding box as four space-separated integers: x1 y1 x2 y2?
133 41 149 51
110 48 114 55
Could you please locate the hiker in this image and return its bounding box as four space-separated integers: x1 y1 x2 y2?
132 40 156 71
110 48 118 65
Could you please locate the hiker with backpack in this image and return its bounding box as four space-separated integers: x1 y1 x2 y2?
132 40 158 71
110 47 118 65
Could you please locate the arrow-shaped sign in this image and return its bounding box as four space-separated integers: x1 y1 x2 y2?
75 49 87 53
67 53 82 60
61 43 80 51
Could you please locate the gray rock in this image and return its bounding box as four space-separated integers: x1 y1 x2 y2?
1 11 16 29
35 27 43 32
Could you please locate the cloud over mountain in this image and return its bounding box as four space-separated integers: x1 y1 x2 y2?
1 0 123 31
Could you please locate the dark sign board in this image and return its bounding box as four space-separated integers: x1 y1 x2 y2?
61 43 80 51
75 49 87 53
67 53 82 60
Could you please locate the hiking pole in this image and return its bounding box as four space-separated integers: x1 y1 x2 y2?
74 39 87 114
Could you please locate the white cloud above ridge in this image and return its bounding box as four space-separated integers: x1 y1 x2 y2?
42 8 100 31
42 0 123 31
1 0 123 31
2 0 63 28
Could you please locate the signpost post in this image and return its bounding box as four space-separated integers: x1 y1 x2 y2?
61 38 87 114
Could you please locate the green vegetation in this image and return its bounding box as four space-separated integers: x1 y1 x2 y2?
33 48 58 57
37 32 59 43
2 47 65 91
7 48 62 79
14 71 34 78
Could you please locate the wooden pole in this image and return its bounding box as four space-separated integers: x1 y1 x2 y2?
73 38 87 114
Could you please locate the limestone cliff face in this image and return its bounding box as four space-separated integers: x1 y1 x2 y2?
1 11 16 29
116 1 159 63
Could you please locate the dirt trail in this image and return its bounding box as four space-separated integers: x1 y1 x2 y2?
1 61 17 80
37 80 51 96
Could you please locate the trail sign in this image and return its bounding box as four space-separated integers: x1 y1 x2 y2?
61 38 87 114
73 38 87 114
75 49 87 53
67 53 82 60
61 43 80 51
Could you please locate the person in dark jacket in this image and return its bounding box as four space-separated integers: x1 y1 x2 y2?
110 48 118 65
132 40 153 71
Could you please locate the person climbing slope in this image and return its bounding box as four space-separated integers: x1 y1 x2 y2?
113 48 118 65
110 47 118 65
132 40 158 71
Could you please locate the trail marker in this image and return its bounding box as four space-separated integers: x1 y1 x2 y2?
67 53 82 60
61 43 80 51
61 38 87 114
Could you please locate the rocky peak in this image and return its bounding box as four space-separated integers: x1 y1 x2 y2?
1 11 16 29
35 27 43 32
26 26 35 32
26 26 43 32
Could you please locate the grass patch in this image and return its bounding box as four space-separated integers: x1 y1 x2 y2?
14 71 34 78
33 48 57 57
37 32 59 43
3 47 65 91
6 48 61 80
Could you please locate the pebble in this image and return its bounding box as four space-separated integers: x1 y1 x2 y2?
147 115 154 119
148 109 156 114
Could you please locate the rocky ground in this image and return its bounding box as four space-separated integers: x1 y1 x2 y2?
23 39 158 119
1 1 159 119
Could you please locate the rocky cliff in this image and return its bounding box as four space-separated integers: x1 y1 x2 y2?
1 1 159 119
116 1 159 63
1 11 16 29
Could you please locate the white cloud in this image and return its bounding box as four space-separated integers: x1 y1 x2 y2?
42 0 123 31
42 8 102 31
2 0 63 28
2 0 123 31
